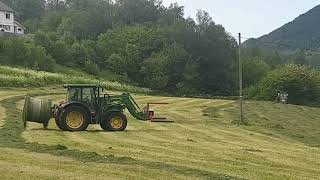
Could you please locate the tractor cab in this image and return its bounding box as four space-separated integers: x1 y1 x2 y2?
63 84 113 110
64 84 100 109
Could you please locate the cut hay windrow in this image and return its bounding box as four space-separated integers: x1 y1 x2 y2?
0 66 151 93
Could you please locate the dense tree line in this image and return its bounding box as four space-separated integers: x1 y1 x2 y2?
1 0 319 100
0 37 54 71
0 0 239 95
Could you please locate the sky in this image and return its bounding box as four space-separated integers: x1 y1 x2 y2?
161 0 320 38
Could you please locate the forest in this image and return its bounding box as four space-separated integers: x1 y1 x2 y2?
1 0 320 104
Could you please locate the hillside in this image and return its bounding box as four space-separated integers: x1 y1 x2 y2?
0 66 150 93
0 87 319 179
245 5 320 51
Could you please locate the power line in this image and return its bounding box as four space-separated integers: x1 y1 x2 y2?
230 34 320 53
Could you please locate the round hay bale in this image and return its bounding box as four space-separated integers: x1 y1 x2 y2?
22 97 52 128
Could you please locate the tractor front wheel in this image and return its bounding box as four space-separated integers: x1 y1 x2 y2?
59 106 89 132
100 112 127 131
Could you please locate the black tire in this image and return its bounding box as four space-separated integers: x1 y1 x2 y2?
55 117 65 130
54 109 65 130
100 112 127 131
59 106 89 132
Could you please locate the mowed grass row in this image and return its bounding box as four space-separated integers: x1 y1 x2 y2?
0 66 150 93
0 90 240 180
0 90 177 180
0 147 180 180
21 92 320 179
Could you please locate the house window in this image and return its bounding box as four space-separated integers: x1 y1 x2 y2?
3 25 10 31
6 13 10 19
18 28 21 31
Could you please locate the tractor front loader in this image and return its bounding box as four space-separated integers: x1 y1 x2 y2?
23 84 172 132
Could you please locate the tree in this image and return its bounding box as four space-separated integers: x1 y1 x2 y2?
177 58 201 95
97 26 166 81
40 11 66 32
84 60 99 75
293 49 307 65
49 40 71 65
159 3 184 25
16 0 46 21
242 57 271 88
257 64 320 104
0 0 251 96
69 42 89 67
1 0 45 21
196 10 214 32
114 0 163 25
0 37 55 71
105 53 127 75
308 53 320 69
46 0 66 10
141 53 169 89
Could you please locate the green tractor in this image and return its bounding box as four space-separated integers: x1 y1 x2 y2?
23 84 170 132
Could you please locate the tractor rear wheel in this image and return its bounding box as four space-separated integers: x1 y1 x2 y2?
59 106 89 132
55 117 65 130
100 112 127 131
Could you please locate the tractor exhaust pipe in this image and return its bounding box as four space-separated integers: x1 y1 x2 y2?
22 97 53 129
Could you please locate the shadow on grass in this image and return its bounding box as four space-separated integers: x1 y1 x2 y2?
28 128 169 134
27 128 61 132
0 94 244 180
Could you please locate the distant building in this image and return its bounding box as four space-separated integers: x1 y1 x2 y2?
0 1 25 34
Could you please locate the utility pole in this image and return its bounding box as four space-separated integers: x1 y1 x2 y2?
238 33 244 124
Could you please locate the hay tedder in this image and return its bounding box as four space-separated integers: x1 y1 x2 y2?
23 84 172 132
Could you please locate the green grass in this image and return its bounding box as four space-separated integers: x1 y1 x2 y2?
203 101 320 147
0 89 319 179
0 66 150 93
0 90 240 179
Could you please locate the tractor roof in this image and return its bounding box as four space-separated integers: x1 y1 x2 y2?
63 84 100 88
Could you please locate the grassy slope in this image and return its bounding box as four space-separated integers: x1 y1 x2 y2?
0 88 319 179
204 101 320 147
0 66 150 93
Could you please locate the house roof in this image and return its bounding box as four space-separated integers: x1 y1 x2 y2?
63 84 100 88
14 21 26 29
0 1 14 12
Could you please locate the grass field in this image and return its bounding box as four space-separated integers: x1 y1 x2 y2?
0 87 319 179
0 66 150 93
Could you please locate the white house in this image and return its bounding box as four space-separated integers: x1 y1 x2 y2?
0 1 25 34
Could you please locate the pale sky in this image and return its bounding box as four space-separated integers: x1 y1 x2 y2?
162 0 320 38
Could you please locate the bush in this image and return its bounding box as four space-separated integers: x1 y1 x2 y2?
250 64 320 105
0 37 56 71
84 60 99 76
242 57 271 88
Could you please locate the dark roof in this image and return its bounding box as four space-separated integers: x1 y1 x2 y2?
0 1 14 12
64 84 100 88
14 21 26 29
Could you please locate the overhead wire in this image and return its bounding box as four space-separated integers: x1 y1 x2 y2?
230 34 320 53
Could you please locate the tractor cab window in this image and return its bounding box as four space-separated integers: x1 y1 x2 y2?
99 88 106 97
82 88 95 102
82 88 96 108
67 88 81 102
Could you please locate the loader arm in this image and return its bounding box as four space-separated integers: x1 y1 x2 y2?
110 93 149 121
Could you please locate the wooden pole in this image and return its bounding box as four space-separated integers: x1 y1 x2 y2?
239 33 244 124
